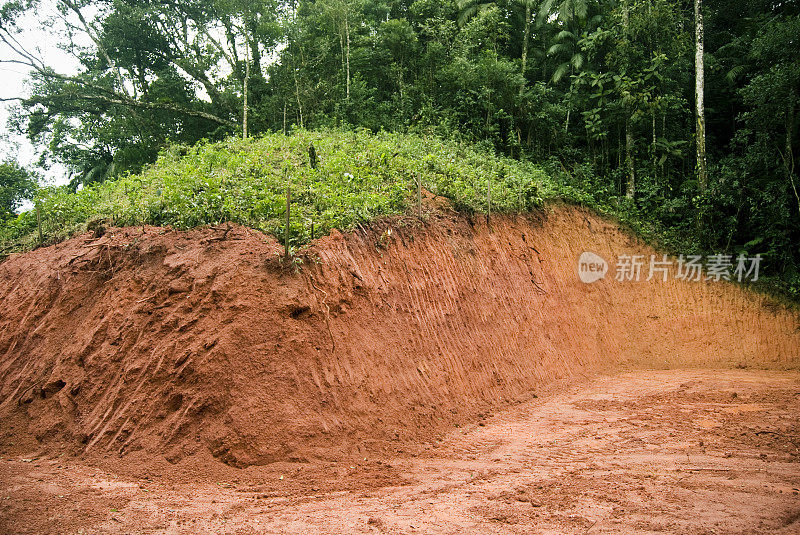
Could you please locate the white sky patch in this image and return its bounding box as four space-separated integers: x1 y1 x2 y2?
1 0 89 186
2 1 286 192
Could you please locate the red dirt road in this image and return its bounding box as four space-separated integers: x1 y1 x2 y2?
2 368 799 534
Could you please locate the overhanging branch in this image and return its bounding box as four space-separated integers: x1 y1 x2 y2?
14 59 237 129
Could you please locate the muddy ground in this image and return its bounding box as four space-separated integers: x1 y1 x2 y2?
1 368 798 534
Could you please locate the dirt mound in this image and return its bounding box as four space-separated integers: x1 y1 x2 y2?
0 204 798 467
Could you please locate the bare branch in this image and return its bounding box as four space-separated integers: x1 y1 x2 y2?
0 59 35 66
59 0 129 96
0 29 47 70
76 94 238 127
35 86 237 129
17 64 236 129
1 2 240 135
199 25 236 70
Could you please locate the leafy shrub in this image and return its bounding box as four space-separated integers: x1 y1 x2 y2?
0 128 547 253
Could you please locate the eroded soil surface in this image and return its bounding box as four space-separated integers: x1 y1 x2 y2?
3 208 798 470
1 368 799 534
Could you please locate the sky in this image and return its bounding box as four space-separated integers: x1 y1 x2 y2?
1 0 85 187
2 1 256 191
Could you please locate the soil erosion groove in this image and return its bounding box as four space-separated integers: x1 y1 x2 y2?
0 204 798 467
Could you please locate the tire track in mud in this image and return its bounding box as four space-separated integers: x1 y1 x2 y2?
2 369 795 534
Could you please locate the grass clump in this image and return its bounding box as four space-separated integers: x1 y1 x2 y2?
0 128 546 254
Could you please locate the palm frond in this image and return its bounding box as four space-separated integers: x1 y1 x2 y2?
538 0 556 20
552 62 570 83
555 30 575 41
573 0 589 20
456 0 493 27
725 64 747 84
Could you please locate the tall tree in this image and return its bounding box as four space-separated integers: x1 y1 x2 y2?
694 0 707 192
622 0 635 199
319 0 355 103
0 0 282 183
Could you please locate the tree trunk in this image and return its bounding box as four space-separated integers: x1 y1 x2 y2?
787 88 799 219
293 63 304 128
625 115 635 198
339 31 346 95
694 0 707 192
345 11 351 101
662 112 667 178
249 19 261 76
243 35 250 139
621 0 634 199
520 2 531 94
652 109 657 174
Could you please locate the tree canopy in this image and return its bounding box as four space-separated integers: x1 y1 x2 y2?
1 0 799 295
0 160 36 220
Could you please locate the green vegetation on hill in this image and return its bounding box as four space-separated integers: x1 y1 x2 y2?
0 130 544 253
2 1 798 299
1 128 796 301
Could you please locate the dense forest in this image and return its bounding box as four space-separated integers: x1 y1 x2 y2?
0 0 798 296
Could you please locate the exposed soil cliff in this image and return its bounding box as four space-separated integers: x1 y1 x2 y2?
1 203 798 467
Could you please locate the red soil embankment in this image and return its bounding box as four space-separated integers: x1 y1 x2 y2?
0 203 798 467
